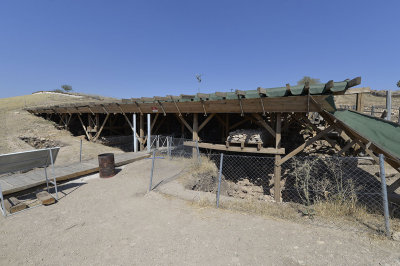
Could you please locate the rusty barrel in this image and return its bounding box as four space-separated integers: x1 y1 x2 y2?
98 153 115 178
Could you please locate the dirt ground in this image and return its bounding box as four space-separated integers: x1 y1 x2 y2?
1 159 400 265
0 94 123 166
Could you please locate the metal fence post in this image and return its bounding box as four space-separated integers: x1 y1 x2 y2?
379 154 391 238
0 184 6 217
216 153 224 208
149 150 156 192
386 90 392 121
80 139 82 163
133 113 138 152
147 114 151 152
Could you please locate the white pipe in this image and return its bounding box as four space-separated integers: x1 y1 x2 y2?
133 113 138 152
147 114 151 152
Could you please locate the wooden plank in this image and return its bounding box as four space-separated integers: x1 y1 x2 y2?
344 87 371 95
27 95 337 114
175 114 193 133
278 126 334 166
346 76 362 88
151 113 159 131
4 197 27 213
184 141 285 154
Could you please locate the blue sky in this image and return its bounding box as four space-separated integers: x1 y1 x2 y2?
1 0 399 99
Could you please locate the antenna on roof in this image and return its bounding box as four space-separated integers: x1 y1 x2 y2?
195 74 202 93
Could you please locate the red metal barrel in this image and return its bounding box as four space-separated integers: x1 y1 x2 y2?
98 153 115 178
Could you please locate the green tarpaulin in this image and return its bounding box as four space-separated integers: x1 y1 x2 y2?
333 110 400 159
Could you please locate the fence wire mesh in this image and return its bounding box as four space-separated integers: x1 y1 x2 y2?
151 137 400 236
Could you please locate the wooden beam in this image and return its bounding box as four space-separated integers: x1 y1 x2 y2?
175 114 193 133
93 113 110 141
324 80 334 91
344 87 371 95
77 114 91 140
346 76 362 88
198 113 216 132
294 114 341 152
278 126 334 166
150 113 159 131
184 141 285 154
274 113 282 202
251 113 276 138
356 93 364 112
140 114 145 151
337 140 357 156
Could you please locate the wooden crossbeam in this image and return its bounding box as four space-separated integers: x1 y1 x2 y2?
198 113 216 132
175 114 193 133
337 140 357 156
151 113 159 131
251 113 276 138
93 113 110 141
294 114 341 152
77 114 91 140
278 126 334 166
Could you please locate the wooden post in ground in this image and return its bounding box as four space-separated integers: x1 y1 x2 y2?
225 114 229 138
274 113 282 202
193 113 198 156
356 93 364 112
140 114 144 151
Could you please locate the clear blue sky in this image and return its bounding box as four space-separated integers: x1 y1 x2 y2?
1 0 399 99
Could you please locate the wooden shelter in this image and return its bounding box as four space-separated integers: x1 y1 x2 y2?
26 77 400 202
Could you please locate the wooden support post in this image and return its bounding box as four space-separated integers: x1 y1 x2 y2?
225 114 229 138
356 93 364 112
274 113 282 202
193 113 198 156
140 114 145 151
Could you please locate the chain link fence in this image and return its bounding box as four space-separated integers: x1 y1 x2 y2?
149 138 400 236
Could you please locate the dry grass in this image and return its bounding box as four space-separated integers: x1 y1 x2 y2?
194 196 300 221
0 94 86 111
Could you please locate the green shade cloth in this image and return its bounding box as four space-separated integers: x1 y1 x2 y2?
333 110 400 159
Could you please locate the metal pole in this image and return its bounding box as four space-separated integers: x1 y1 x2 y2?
167 136 171 160
371 105 375 117
379 154 391 238
133 113 138 152
80 139 82 163
147 114 151 152
49 149 58 200
0 184 6 217
157 135 160 149
386 90 392 121
216 153 224 208
149 150 156 191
